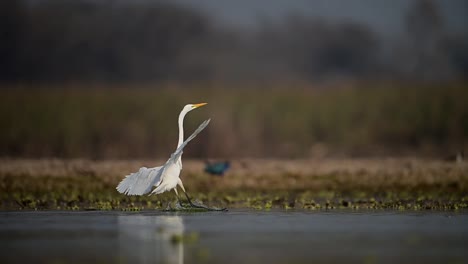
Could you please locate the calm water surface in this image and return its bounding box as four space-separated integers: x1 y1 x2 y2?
1 210 467 264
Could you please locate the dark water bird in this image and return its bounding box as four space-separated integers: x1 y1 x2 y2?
205 160 230 176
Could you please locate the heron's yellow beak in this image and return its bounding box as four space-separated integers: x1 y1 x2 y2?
193 103 207 108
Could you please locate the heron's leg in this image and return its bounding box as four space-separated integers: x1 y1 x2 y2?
177 179 227 211
176 179 195 206
176 179 202 208
173 188 189 208
173 189 182 206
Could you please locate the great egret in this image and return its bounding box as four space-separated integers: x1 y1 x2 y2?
116 103 226 211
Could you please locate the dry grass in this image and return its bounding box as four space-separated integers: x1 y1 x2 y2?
1 158 467 191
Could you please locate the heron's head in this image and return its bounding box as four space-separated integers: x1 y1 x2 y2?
185 103 207 112
180 103 207 118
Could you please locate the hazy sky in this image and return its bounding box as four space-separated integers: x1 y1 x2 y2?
171 0 468 36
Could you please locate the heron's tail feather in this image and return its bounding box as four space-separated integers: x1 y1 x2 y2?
117 166 163 195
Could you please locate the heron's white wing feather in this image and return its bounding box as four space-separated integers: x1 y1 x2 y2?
116 166 164 195
170 119 210 162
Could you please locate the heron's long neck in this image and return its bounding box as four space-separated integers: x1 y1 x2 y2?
177 110 186 148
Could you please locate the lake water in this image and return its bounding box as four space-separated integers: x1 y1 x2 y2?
1 210 467 264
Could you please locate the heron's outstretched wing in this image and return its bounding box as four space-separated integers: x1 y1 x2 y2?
149 119 210 195
170 119 210 162
116 166 164 195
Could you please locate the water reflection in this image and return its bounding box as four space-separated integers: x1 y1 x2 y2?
118 215 184 264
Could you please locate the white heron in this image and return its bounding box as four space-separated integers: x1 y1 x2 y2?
116 103 226 211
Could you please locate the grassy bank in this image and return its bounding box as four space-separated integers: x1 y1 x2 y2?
1 82 467 158
1 158 467 211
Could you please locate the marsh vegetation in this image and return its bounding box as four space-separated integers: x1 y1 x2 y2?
1 83 466 159
1 83 467 211
1 158 467 211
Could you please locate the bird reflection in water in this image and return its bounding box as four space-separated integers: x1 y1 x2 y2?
118 215 184 264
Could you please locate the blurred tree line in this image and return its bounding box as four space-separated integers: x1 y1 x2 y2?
0 0 467 83
0 0 466 159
